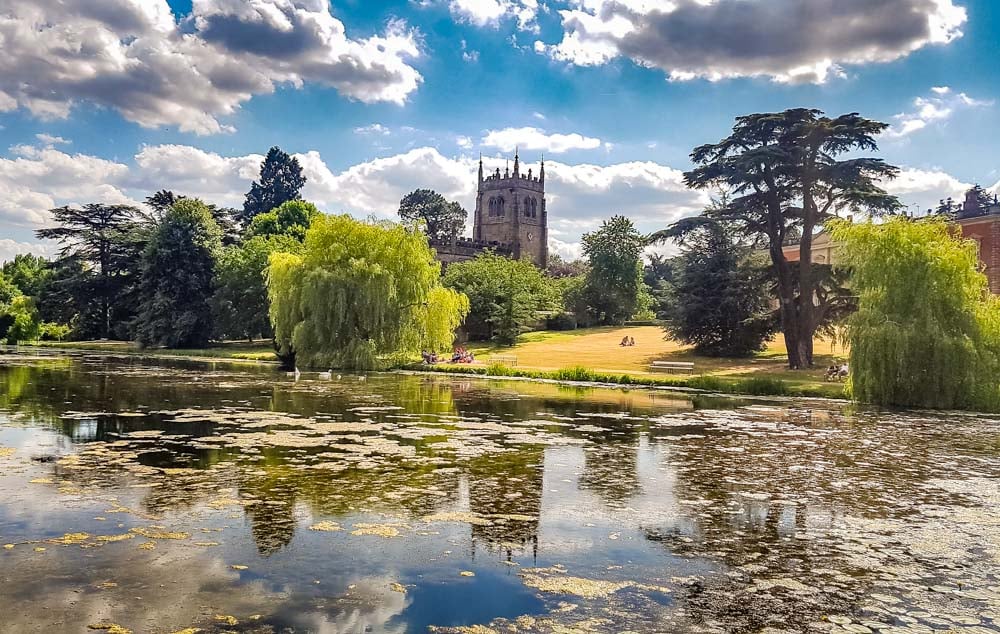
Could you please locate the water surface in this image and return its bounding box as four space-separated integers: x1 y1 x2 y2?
0 351 998 633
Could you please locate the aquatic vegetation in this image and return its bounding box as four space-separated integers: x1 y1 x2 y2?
308 520 342 532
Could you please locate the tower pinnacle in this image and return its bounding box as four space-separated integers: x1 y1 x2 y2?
513 147 520 177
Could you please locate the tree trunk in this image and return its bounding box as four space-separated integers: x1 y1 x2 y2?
769 240 803 369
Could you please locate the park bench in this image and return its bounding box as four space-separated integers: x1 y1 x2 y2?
491 354 519 367
649 361 695 374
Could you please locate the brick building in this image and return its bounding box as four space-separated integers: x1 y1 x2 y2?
781 188 1000 294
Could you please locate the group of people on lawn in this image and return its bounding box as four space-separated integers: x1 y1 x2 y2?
421 347 475 365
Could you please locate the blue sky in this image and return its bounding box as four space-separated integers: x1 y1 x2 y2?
1 0 998 261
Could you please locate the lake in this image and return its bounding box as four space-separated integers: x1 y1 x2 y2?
0 351 998 633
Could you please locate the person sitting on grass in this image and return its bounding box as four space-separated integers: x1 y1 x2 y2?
620 336 629 347
825 364 839 381
629 336 636 347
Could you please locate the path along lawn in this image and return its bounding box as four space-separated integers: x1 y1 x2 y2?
462 326 847 392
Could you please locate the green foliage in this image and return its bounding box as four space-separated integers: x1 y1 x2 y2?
36 203 144 339
214 234 303 341
442 252 556 345
665 217 776 357
267 214 469 370
398 189 467 242
682 109 902 369
242 147 306 223
38 322 71 341
831 217 1000 411
0 271 19 306
135 199 223 348
1 254 52 298
581 216 648 325
247 200 320 241
3 296 41 344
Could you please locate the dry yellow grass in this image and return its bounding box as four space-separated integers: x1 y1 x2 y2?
465 326 846 384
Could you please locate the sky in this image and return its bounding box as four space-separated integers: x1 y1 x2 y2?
1 0 999 262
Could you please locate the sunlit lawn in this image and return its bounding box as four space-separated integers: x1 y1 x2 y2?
463 325 847 388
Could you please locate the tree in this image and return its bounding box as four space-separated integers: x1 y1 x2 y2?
1 296 41 344
214 234 304 342
684 109 901 368
443 252 557 345
659 217 775 357
398 189 467 242
213 200 318 341
581 216 648 325
830 217 1000 411
1 254 52 298
242 147 306 223
135 199 223 348
246 200 320 241
267 215 468 370
643 254 677 321
546 253 588 279
36 203 143 338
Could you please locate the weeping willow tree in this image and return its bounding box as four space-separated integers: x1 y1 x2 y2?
267 214 469 370
830 217 1000 411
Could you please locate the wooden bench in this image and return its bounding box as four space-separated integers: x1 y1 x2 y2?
491 354 519 367
650 361 695 374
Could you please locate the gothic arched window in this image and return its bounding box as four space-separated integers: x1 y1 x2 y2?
531 198 538 218
497 197 505 216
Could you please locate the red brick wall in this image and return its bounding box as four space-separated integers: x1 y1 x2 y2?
957 217 1000 294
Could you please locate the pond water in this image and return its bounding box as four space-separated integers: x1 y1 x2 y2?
0 351 998 634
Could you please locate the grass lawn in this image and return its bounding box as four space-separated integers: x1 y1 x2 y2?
460 325 848 394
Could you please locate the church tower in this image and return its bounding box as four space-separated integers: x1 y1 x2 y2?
472 150 548 268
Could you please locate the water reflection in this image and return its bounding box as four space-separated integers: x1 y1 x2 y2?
0 352 998 633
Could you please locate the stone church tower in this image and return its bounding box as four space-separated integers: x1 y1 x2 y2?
473 151 548 268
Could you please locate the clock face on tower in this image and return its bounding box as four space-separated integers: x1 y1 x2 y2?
526 231 534 242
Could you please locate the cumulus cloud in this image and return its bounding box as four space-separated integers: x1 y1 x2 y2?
0 239 56 263
35 134 71 147
0 0 422 134
885 86 993 138
446 0 540 30
354 124 392 136
482 127 603 154
539 0 967 83
3 142 978 259
881 166 970 212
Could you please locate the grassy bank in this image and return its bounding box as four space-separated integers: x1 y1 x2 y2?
407 363 848 399
28 340 277 363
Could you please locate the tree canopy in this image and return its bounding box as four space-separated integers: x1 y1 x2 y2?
831 217 1000 411
398 189 467 242
247 200 320 241
660 217 775 357
36 203 143 339
135 199 223 348
267 214 469 370
242 147 306 223
443 252 557 345
581 215 649 325
683 109 901 368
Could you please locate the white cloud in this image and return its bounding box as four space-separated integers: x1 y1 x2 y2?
446 0 539 30
538 0 967 84
482 127 602 154
0 0 422 135
456 136 474 149
3 142 980 258
885 86 993 138
0 239 56 263
35 134 71 147
354 124 391 136
881 167 970 213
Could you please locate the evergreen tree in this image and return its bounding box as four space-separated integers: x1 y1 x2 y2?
267 215 468 370
660 217 775 357
135 199 223 348
581 216 648 325
241 147 306 223
684 109 901 368
398 189 467 242
36 203 142 338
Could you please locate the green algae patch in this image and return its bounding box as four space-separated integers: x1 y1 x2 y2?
308 520 342 532
130 527 190 540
